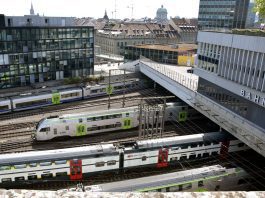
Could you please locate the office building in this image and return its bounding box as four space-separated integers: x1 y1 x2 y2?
0 26 94 88
198 0 254 31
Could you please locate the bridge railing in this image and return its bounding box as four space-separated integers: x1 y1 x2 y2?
140 60 198 91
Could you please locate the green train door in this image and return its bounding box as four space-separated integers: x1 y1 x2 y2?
178 111 187 122
52 92 61 105
123 118 132 129
76 124 87 136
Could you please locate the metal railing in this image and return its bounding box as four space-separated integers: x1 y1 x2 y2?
140 60 198 91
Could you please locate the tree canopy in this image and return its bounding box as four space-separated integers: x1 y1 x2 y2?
254 0 265 19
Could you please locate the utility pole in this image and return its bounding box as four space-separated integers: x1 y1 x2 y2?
107 69 127 110
122 69 126 108
108 69 111 109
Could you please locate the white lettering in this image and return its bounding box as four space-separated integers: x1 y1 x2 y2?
241 89 245 96
254 95 260 103
246 92 251 100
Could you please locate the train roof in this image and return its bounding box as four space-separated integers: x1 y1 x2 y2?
134 132 235 149
43 107 138 124
0 144 116 165
86 165 230 192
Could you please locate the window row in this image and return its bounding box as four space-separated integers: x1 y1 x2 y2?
87 122 122 132
0 28 93 41
79 113 125 123
0 160 67 171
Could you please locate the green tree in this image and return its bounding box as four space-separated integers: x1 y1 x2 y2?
254 0 265 20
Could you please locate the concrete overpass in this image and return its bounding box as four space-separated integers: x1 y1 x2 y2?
139 59 265 157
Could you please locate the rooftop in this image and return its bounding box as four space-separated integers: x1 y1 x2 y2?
129 43 197 52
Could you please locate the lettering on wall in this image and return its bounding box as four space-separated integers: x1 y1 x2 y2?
241 89 265 107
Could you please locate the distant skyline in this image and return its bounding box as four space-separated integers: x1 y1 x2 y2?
0 0 200 19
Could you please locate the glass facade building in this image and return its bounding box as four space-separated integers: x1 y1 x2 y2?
0 26 94 88
198 0 251 30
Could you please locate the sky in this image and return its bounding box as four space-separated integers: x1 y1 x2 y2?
0 0 200 19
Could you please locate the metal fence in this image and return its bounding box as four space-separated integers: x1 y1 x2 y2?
140 59 198 91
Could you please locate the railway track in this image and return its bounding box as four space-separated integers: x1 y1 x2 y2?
0 122 36 133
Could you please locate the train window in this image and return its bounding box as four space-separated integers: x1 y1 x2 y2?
212 141 219 145
29 163 37 167
189 154 196 159
126 113 130 117
41 173 53 178
105 115 110 119
15 176 25 181
91 125 97 130
113 114 122 118
0 105 8 110
204 142 211 146
142 156 147 161
56 172 68 177
65 126 69 130
101 116 104 120
40 127 50 132
170 157 177 161
238 143 245 147
87 117 93 122
87 127 93 132
179 155 187 161
0 166 11 171
1 178 12 183
107 160 116 166
212 151 218 156
54 128 57 135
115 122 122 127
55 160 67 165
198 181 204 187
183 183 192 190
95 117 101 121
40 162 52 166
15 99 50 108
28 175 37 180
190 144 197 148
14 164 27 169
179 185 183 191
203 153 210 157
169 186 178 192
171 147 179 150
79 118 83 123
95 162 105 167
180 145 188 149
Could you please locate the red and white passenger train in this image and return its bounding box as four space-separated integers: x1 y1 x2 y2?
0 132 249 187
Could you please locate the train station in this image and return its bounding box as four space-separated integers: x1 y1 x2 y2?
0 0 265 196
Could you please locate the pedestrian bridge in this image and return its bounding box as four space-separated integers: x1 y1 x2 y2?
139 59 265 157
